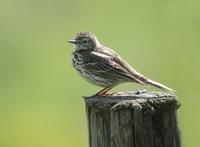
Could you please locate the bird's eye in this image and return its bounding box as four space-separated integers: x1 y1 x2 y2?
83 40 87 44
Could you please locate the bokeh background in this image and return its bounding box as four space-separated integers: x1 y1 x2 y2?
0 0 200 147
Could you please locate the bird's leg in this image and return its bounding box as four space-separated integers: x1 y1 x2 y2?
94 87 113 96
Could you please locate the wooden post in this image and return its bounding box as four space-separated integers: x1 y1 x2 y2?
84 91 181 147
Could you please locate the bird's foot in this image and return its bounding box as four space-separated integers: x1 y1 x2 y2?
135 89 147 95
89 87 113 97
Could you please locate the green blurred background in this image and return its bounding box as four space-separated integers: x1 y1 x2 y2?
0 0 199 146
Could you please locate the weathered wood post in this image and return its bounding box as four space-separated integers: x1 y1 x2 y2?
84 91 180 147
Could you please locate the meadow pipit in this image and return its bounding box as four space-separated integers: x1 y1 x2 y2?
68 32 175 96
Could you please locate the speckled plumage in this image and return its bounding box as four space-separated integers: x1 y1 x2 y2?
69 32 174 95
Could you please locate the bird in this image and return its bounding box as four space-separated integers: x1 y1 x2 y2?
68 32 175 96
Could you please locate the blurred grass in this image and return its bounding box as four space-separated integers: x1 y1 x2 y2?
0 0 200 146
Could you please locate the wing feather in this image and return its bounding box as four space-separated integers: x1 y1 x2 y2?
87 51 145 84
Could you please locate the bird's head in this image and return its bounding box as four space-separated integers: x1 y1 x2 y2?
68 32 100 51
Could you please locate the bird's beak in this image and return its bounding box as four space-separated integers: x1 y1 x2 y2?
68 39 77 44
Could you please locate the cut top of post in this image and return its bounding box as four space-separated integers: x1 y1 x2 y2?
84 91 180 111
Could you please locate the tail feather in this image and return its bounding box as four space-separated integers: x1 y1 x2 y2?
146 79 175 93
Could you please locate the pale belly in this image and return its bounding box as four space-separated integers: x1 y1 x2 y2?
74 64 114 87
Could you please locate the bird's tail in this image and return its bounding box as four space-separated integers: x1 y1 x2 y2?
145 79 175 93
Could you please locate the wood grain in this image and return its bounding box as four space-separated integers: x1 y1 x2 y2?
85 91 181 147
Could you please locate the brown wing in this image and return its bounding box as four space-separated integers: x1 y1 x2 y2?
89 50 146 84
96 46 148 84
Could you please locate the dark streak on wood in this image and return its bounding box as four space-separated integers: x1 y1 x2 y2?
84 91 181 147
